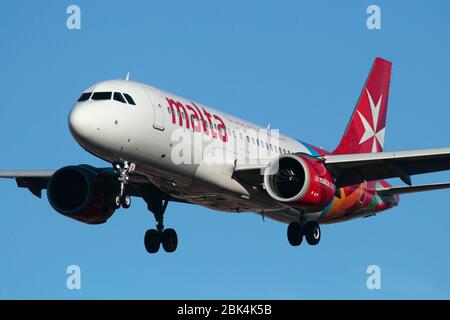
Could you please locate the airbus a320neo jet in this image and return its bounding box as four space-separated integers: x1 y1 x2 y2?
1 58 450 253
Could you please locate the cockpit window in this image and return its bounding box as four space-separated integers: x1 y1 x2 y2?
78 91 135 105
78 92 92 102
91 92 112 100
123 93 136 105
113 92 127 104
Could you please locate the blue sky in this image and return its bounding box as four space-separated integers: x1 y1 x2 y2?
0 0 450 299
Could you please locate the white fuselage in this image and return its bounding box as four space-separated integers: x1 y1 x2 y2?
69 80 319 222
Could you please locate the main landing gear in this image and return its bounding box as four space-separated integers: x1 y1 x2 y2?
144 197 178 254
113 161 135 209
287 221 321 247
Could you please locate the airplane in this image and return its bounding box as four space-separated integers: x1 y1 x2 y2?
1 57 450 254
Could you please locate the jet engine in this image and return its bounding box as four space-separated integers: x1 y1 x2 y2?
264 154 336 211
47 165 117 224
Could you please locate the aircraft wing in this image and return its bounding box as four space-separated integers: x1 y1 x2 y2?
377 182 450 196
0 168 183 202
0 170 56 178
0 170 55 198
321 147 450 187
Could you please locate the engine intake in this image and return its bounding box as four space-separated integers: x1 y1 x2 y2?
264 154 336 211
47 165 116 224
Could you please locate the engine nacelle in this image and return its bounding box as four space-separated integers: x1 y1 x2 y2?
264 154 336 211
47 165 116 224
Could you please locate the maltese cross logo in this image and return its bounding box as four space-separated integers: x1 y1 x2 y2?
357 89 385 153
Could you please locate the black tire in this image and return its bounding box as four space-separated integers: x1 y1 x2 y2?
144 229 161 253
305 221 321 246
113 195 121 209
121 194 131 209
162 228 178 253
287 222 303 246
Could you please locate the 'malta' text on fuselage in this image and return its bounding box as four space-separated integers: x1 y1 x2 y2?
166 97 228 143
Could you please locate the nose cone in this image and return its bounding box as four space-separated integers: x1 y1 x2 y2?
69 103 95 143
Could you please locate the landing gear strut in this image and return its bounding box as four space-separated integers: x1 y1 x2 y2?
144 197 178 254
287 221 321 247
113 161 135 209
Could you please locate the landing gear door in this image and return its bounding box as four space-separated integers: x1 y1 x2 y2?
144 87 165 131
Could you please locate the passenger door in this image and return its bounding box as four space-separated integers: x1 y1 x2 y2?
144 87 165 131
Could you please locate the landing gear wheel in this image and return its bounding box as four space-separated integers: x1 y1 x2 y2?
114 195 122 209
121 194 131 209
287 222 303 246
144 198 178 254
305 221 321 246
144 229 161 253
162 228 178 253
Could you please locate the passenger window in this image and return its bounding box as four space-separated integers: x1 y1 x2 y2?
113 92 127 104
78 92 92 102
123 93 136 105
92 92 112 100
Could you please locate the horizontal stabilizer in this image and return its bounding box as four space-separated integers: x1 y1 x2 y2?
377 182 450 196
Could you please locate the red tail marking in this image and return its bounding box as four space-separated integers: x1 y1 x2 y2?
333 57 392 155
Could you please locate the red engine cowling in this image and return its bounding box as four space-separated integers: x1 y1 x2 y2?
47 165 117 224
264 154 336 211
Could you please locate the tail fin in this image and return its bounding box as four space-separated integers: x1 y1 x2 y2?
333 57 392 155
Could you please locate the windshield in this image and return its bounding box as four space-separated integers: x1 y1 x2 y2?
91 92 112 100
77 92 92 102
77 91 136 105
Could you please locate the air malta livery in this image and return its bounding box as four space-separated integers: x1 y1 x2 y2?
2 58 450 253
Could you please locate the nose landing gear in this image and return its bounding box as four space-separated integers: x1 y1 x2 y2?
113 161 135 209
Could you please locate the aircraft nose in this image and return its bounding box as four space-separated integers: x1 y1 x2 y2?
69 103 95 142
